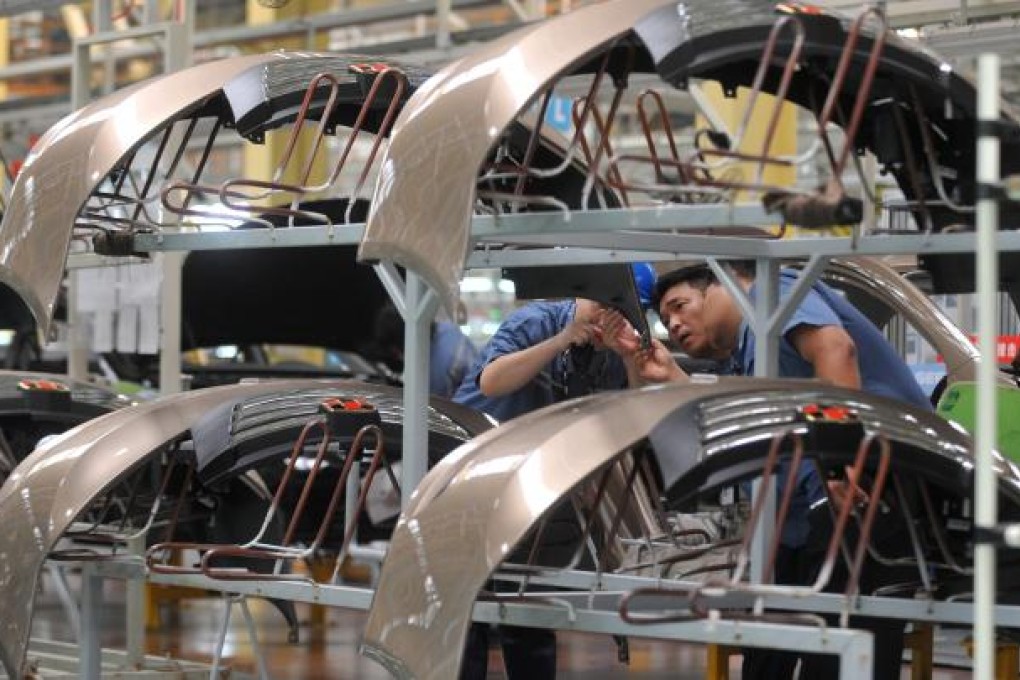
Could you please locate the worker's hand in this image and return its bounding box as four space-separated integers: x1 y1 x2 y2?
598 309 642 358
634 338 688 384
556 316 599 351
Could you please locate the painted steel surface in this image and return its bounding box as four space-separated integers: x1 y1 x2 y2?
827 257 993 387
0 379 482 677
0 51 429 339
358 0 674 315
0 53 285 336
362 378 1017 678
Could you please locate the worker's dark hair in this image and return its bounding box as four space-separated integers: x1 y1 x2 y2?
651 260 756 312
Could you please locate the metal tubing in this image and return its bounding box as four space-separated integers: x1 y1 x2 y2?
752 258 780 582
401 272 438 507
239 598 270 680
79 566 103 680
209 596 234 680
975 52 1001 680
125 536 146 666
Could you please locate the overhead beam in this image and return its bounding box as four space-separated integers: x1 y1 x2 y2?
0 0 79 17
820 0 1020 27
0 0 503 83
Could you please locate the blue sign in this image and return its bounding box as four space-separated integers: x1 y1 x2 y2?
545 95 573 135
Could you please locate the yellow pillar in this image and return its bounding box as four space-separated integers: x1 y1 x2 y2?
705 644 737 680
903 622 933 680
963 636 1020 680
696 82 797 197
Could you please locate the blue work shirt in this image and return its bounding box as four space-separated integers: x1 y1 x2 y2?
430 321 479 399
453 300 628 422
735 270 932 547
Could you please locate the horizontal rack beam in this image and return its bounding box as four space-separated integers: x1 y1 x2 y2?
130 204 1020 259
87 559 1020 629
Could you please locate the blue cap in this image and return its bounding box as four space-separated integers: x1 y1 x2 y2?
631 262 657 310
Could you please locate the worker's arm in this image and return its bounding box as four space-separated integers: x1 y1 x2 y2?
787 324 861 389
789 323 866 506
479 316 595 397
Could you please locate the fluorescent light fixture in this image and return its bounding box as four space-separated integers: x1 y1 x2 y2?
459 276 495 293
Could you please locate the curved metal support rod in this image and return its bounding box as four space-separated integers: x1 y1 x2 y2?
500 461 620 579
330 424 390 581
635 89 683 185
579 45 635 209
889 99 934 232
614 538 743 576
269 71 342 188
818 6 889 180
730 15 807 171
201 422 386 582
339 70 408 224
474 190 572 215
841 434 892 626
674 431 889 619
731 431 803 584
860 473 933 593
910 83 975 214
609 154 803 198
917 478 973 575
686 15 807 187
572 96 630 207
519 46 615 181
279 420 334 547
762 436 806 585
146 418 330 574
512 86 557 202
595 449 647 576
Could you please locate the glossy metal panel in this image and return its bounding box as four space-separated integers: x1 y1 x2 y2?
0 378 477 677
362 378 1019 678
0 52 293 335
358 0 673 314
825 257 995 386
362 379 779 678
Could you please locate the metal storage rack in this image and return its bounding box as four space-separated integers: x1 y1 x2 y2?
104 169 1020 679
37 8 1016 672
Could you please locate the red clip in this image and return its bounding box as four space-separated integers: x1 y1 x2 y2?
349 62 391 75
321 397 369 412
18 379 70 392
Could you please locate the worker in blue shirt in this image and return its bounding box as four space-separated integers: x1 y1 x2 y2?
453 263 656 679
602 260 929 680
453 298 629 417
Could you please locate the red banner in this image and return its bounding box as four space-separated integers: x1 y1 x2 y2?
937 334 1020 364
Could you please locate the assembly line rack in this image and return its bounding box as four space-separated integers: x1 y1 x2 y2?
93 209 1009 680
43 54 1015 680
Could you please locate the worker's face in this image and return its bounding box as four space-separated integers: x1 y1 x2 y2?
657 282 738 360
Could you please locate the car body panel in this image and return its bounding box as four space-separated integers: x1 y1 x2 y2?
825 257 990 387
363 377 1010 678
357 0 672 314
0 52 432 339
0 53 284 336
0 378 485 677
359 0 1020 315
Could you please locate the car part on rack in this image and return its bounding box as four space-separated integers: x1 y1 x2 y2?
362 378 1017 679
0 378 489 677
361 0 1020 318
0 52 432 337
